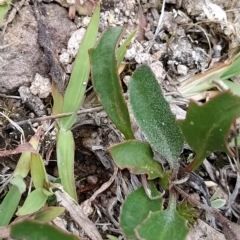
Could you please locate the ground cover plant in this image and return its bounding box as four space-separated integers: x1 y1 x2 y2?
1 1 240 240
90 26 240 239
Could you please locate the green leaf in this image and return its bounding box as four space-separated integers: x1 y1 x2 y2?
107 235 119 240
220 79 240 96
136 200 189 240
30 153 49 189
60 4 100 130
129 65 184 167
120 187 163 239
90 27 134 139
220 52 240 80
0 185 22 226
10 220 80 240
109 140 163 179
10 175 26 194
34 207 65 222
211 199 226 209
14 135 40 178
16 189 48 216
52 81 64 115
116 30 136 68
178 91 240 172
0 0 11 28
159 170 171 190
56 128 77 200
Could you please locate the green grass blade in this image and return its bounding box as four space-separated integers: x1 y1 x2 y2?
52 82 64 115
30 153 48 189
90 27 134 139
14 135 40 178
0 185 22 226
116 30 136 68
10 175 26 194
56 128 77 200
60 4 100 130
16 189 48 216
179 53 240 97
221 52 240 79
34 207 65 222
0 0 11 28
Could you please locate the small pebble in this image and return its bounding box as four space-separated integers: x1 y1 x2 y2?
59 51 71 65
87 175 98 185
82 16 91 27
125 10 130 16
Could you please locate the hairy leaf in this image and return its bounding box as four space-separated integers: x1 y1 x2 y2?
129 65 184 167
178 91 240 172
109 140 163 179
120 187 163 239
90 27 134 139
11 220 80 240
136 201 188 240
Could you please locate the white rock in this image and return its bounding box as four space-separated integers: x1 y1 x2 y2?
135 53 152 64
125 42 144 60
177 64 188 75
30 73 51 98
202 1 227 21
66 64 73 74
108 13 115 24
125 10 130 16
125 46 137 60
59 51 71 65
66 0 75 4
67 28 86 57
149 61 167 84
82 16 91 28
114 8 120 14
123 75 131 86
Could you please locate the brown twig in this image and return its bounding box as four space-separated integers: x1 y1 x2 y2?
6 106 104 129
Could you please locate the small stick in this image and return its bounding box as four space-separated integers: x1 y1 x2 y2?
6 106 104 129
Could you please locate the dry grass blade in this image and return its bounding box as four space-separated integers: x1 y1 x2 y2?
89 164 118 202
55 187 102 240
136 6 147 42
0 143 37 157
178 52 240 98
